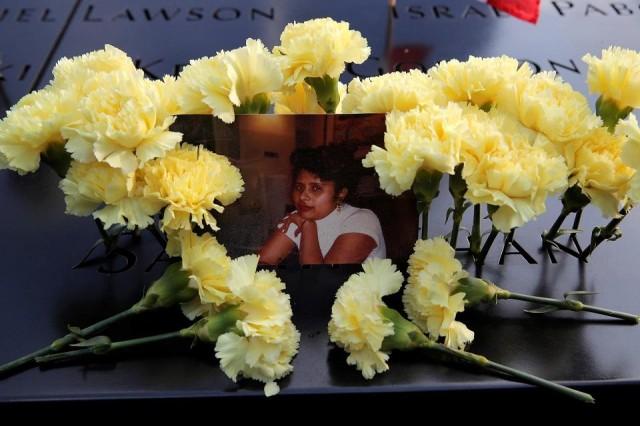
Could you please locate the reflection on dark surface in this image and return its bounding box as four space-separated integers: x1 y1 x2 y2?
1 0 640 404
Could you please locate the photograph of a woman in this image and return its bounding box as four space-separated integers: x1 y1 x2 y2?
259 144 386 265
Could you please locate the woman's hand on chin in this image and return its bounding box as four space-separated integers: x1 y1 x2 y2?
277 211 310 235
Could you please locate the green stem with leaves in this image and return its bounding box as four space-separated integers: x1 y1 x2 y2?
0 306 142 375
581 205 632 260
418 340 594 403
448 164 467 250
0 262 194 377
449 198 465 250
544 208 570 243
413 169 443 242
36 331 188 365
496 290 639 323
469 204 482 259
381 307 594 403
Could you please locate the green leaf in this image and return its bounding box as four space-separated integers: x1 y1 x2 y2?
524 306 560 315
71 336 112 348
557 228 582 236
564 291 598 299
607 227 622 241
67 325 84 337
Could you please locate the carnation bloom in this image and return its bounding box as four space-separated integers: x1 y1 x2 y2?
215 322 299 397
51 44 138 87
403 238 474 350
0 87 78 173
273 81 347 114
328 258 403 379
169 230 236 309
498 71 601 143
214 254 300 396
274 18 370 85
142 144 244 232
176 39 283 122
226 255 293 341
59 160 164 229
222 39 283 108
341 70 447 113
362 104 466 196
582 46 640 110
61 69 182 173
617 113 640 202
175 55 235 122
428 55 532 107
461 107 569 232
563 127 634 217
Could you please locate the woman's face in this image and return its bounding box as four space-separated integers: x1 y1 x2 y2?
292 169 341 220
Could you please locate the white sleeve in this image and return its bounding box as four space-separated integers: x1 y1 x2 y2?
283 220 301 248
340 208 383 248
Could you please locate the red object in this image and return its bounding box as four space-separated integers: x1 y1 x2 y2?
487 0 540 24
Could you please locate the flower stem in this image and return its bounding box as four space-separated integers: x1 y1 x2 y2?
581 206 631 260
421 205 430 240
469 204 482 258
497 290 639 323
0 306 141 376
419 340 594 403
544 208 570 243
449 198 465 250
448 164 467 250
35 331 187 365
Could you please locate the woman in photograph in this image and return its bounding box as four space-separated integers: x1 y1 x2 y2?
258 144 386 265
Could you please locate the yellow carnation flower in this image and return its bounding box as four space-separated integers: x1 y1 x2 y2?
223 39 283 108
273 82 328 114
142 144 244 232
61 70 182 173
173 230 235 308
341 70 447 113
498 71 601 143
215 253 300 396
407 238 468 287
617 113 640 202
149 75 183 117
461 110 569 232
176 39 282 122
227 255 292 342
583 46 640 109
215 322 300 396
444 320 475 350
60 161 164 229
51 44 138 88
274 18 370 85
362 104 466 196
328 258 402 379
175 55 235 122
564 127 634 217
428 55 532 107
0 87 77 173
403 238 473 349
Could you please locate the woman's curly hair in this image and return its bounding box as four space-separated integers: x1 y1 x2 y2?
290 144 359 200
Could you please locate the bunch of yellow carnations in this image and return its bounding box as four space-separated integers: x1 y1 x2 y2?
328 257 597 403
2 14 640 401
355 47 640 265
329 240 637 403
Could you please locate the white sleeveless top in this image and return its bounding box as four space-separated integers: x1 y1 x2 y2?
284 203 386 259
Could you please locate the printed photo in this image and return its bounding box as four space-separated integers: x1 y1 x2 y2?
172 114 418 266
